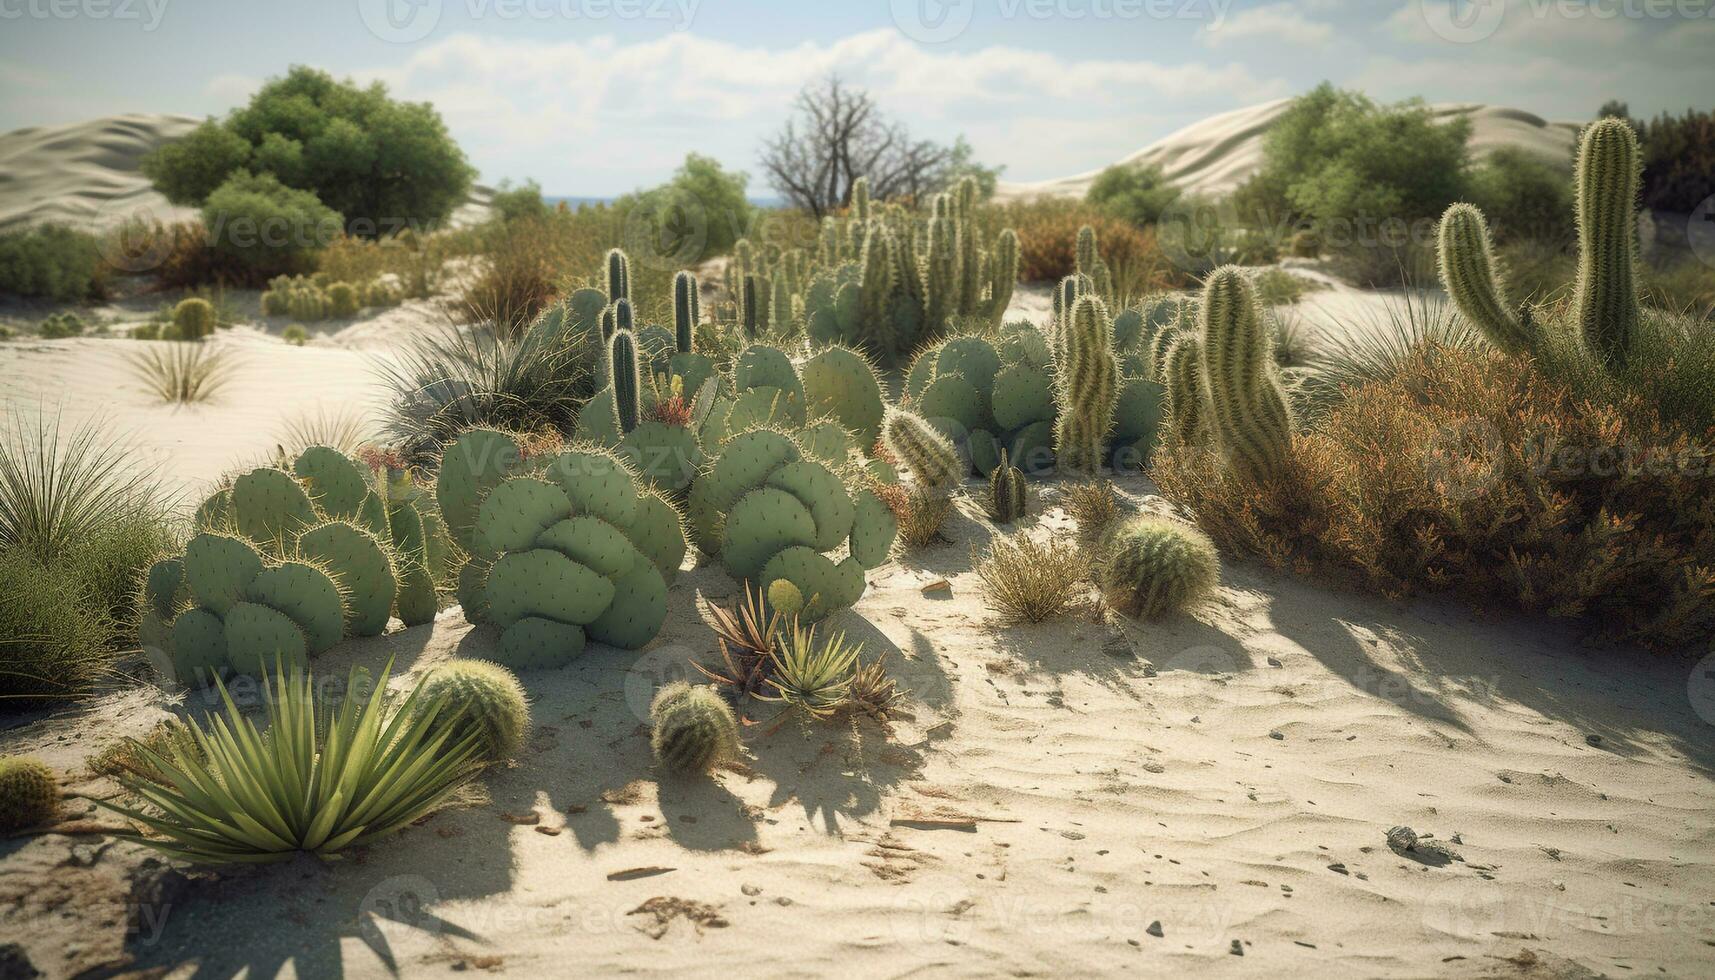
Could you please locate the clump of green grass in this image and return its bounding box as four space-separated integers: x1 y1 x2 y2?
126 343 239 404
974 531 1088 624
274 405 378 457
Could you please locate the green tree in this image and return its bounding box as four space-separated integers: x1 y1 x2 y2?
1085 161 1182 226
202 172 342 282
615 153 754 264
142 66 475 237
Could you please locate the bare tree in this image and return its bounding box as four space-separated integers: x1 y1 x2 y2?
760 76 964 218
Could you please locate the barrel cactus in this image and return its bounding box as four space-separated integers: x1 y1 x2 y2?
0 756 58 832
687 427 896 621
650 682 740 774
172 298 216 341
1098 515 1220 620
416 659 530 763
437 429 687 667
327 282 361 318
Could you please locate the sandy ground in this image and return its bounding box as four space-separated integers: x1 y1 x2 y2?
3 475 1713 977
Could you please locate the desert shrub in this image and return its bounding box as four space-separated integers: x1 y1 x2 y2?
0 548 113 707
975 532 1087 623
326 281 360 317
1299 289 1477 416
1494 238 1578 305
317 232 447 298
872 482 953 549
201 172 342 284
89 718 205 782
1642 259 1715 320
985 197 1182 287
1464 147 1575 243
282 324 309 346
1154 339 1715 649
461 215 570 331
1249 267 1322 306
0 224 104 301
1086 161 1182 227
143 65 475 236
1062 479 1119 548
38 312 86 339
127 343 238 404
379 318 598 462
489 179 551 224
1097 516 1220 620
614 153 754 265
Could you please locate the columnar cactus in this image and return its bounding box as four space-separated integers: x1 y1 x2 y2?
884 408 962 492
1053 294 1120 475
1437 203 1534 354
1198 267 1293 481
600 297 635 342
606 247 630 302
986 229 1019 327
1098 516 1220 620
650 682 740 774
852 175 872 222
1574 117 1642 369
922 213 956 340
686 428 896 621
741 275 760 339
986 449 1027 524
437 430 688 665
608 329 641 435
673 270 699 353
1163 334 1207 446
857 224 895 354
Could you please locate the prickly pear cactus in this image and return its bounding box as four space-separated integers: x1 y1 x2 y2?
686 427 896 621
435 429 688 668
904 323 1058 476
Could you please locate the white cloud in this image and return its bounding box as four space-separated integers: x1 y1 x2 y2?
358 28 1289 194
203 74 261 107
1199 2 1335 46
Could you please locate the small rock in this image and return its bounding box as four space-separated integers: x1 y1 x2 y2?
741 884 762 897
1139 662 1158 678
1127 938 1140 947
1103 637 1135 659
1268 730 1284 741
0 942 39 979
1229 939 1244 956
1585 734 1603 746
1328 862 1349 875
1146 921 1164 938
774 896 793 906
921 578 952 595
1266 656 1282 667
1386 826 1419 853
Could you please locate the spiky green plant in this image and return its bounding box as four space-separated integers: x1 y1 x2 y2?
741 275 760 339
858 224 895 354
97 660 483 864
883 408 962 492
0 756 59 831
987 228 1019 327
327 282 361 318
127 343 239 404
986 448 1027 523
1573 117 1642 369
1053 294 1119 475
759 621 860 723
172 298 216 341
0 413 168 567
606 247 630 302
1198 267 1293 481
922 212 956 339
1098 515 1220 620
607 328 641 434
1163 334 1208 446
415 659 530 764
1436 203 1534 354
650 681 740 774
674 270 699 353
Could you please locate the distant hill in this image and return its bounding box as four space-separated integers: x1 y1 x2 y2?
994 99 1583 201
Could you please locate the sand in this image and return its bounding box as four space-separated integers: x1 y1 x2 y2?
995 100 1582 202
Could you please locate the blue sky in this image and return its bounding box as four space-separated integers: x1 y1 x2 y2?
1 0 1708 196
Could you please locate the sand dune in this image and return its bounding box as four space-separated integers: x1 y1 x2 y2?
996 100 1582 201
0 114 494 235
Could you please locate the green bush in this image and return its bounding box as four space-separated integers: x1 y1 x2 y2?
1600 103 1715 213
282 323 309 346
1465 147 1574 243
490 179 551 223
614 153 753 264
144 65 475 237
0 225 104 301
38 312 87 339
1085 162 1182 227
326 281 360 317
0 548 115 707
202 172 342 283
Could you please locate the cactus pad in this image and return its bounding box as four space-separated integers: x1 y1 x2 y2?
232 468 317 542
486 549 615 627
990 364 1055 430
247 560 344 655
848 490 898 569
293 446 369 518
535 516 641 579
437 428 524 550
585 563 668 649
721 488 819 582
223 601 309 676
542 449 639 528
183 532 264 617
296 521 395 637
765 460 855 552
476 477 574 555
167 608 228 686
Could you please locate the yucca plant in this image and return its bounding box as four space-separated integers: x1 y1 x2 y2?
97 660 483 864
692 582 782 717
758 621 860 726
126 343 239 404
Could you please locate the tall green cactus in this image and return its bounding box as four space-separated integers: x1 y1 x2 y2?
1163 334 1208 445
1076 226 1098 280
884 408 962 492
852 175 872 223
1199 267 1293 481
741 275 760 340
987 229 1019 327
608 329 641 435
1574 117 1642 369
858 224 895 354
601 297 634 341
606 247 630 302
1437 203 1534 355
1053 294 1119 475
673 271 698 353
986 449 1027 523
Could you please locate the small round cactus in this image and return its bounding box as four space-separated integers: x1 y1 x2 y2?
282 324 309 346
1099 516 1220 620
0 756 59 831
650 682 740 775
327 281 361 318
172 298 216 340
416 659 530 763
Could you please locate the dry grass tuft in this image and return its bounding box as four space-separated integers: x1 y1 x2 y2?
1062 478 1120 548
974 531 1089 624
875 482 955 549
126 343 238 404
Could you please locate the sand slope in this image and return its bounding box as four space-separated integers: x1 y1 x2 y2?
995 100 1582 201
0 114 494 234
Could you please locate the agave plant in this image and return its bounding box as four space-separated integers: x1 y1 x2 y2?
693 582 782 718
758 621 860 725
97 660 482 864
846 654 905 723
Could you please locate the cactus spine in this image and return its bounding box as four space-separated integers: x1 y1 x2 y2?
884 408 962 492
1437 203 1534 355
1199 267 1293 481
1574 117 1642 369
606 247 630 301
673 271 699 353
650 681 740 774
1053 294 1120 475
987 449 1027 523
608 329 641 435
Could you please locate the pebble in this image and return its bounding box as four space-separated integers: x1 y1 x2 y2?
1266 656 1282 667
742 884 762 896
1146 921 1164 938
1585 733 1603 746
1269 730 1284 740
1230 940 1245 956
